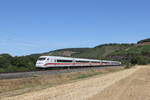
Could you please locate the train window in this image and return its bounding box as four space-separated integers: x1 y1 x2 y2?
57 60 73 62
102 62 108 64
76 61 89 63
38 58 46 61
91 61 99 63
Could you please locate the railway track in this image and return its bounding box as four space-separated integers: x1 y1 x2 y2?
0 66 123 79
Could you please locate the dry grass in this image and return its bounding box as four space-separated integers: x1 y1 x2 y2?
88 65 150 100
1 66 139 100
0 67 123 98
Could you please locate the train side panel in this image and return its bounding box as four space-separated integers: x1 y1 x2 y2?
36 56 121 68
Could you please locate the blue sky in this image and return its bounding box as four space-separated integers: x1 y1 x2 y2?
0 0 150 56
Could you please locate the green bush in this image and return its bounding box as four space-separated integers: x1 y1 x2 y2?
130 56 149 65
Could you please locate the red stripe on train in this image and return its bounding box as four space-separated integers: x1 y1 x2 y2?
44 63 104 66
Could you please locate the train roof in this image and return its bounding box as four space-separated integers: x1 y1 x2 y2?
39 56 120 63
39 56 100 62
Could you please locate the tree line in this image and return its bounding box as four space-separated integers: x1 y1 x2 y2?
0 54 39 72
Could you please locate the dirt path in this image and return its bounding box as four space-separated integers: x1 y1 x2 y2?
88 65 150 100
2 66 142 100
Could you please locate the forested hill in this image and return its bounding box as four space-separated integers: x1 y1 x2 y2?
137 38 150 44
0 38 150 72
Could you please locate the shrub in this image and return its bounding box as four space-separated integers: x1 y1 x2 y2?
130 56 149 65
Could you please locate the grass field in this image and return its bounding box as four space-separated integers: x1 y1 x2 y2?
0 67 123 99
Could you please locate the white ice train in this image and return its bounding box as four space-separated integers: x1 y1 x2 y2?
36 56 121 68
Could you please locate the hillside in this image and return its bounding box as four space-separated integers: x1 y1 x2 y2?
47 48 90 57
45 44 134 59
137 38 150 44
47 41 150 64
72 44 134 59
107 45 150 64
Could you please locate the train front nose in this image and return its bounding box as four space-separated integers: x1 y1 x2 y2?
36 61 45 68
36 57 47 68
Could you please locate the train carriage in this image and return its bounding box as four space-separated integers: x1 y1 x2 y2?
36 56 121 68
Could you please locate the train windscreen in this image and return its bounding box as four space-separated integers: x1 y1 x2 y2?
38 57 46 61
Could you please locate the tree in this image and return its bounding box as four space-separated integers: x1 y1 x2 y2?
130 56 148 65
0 54 12 68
